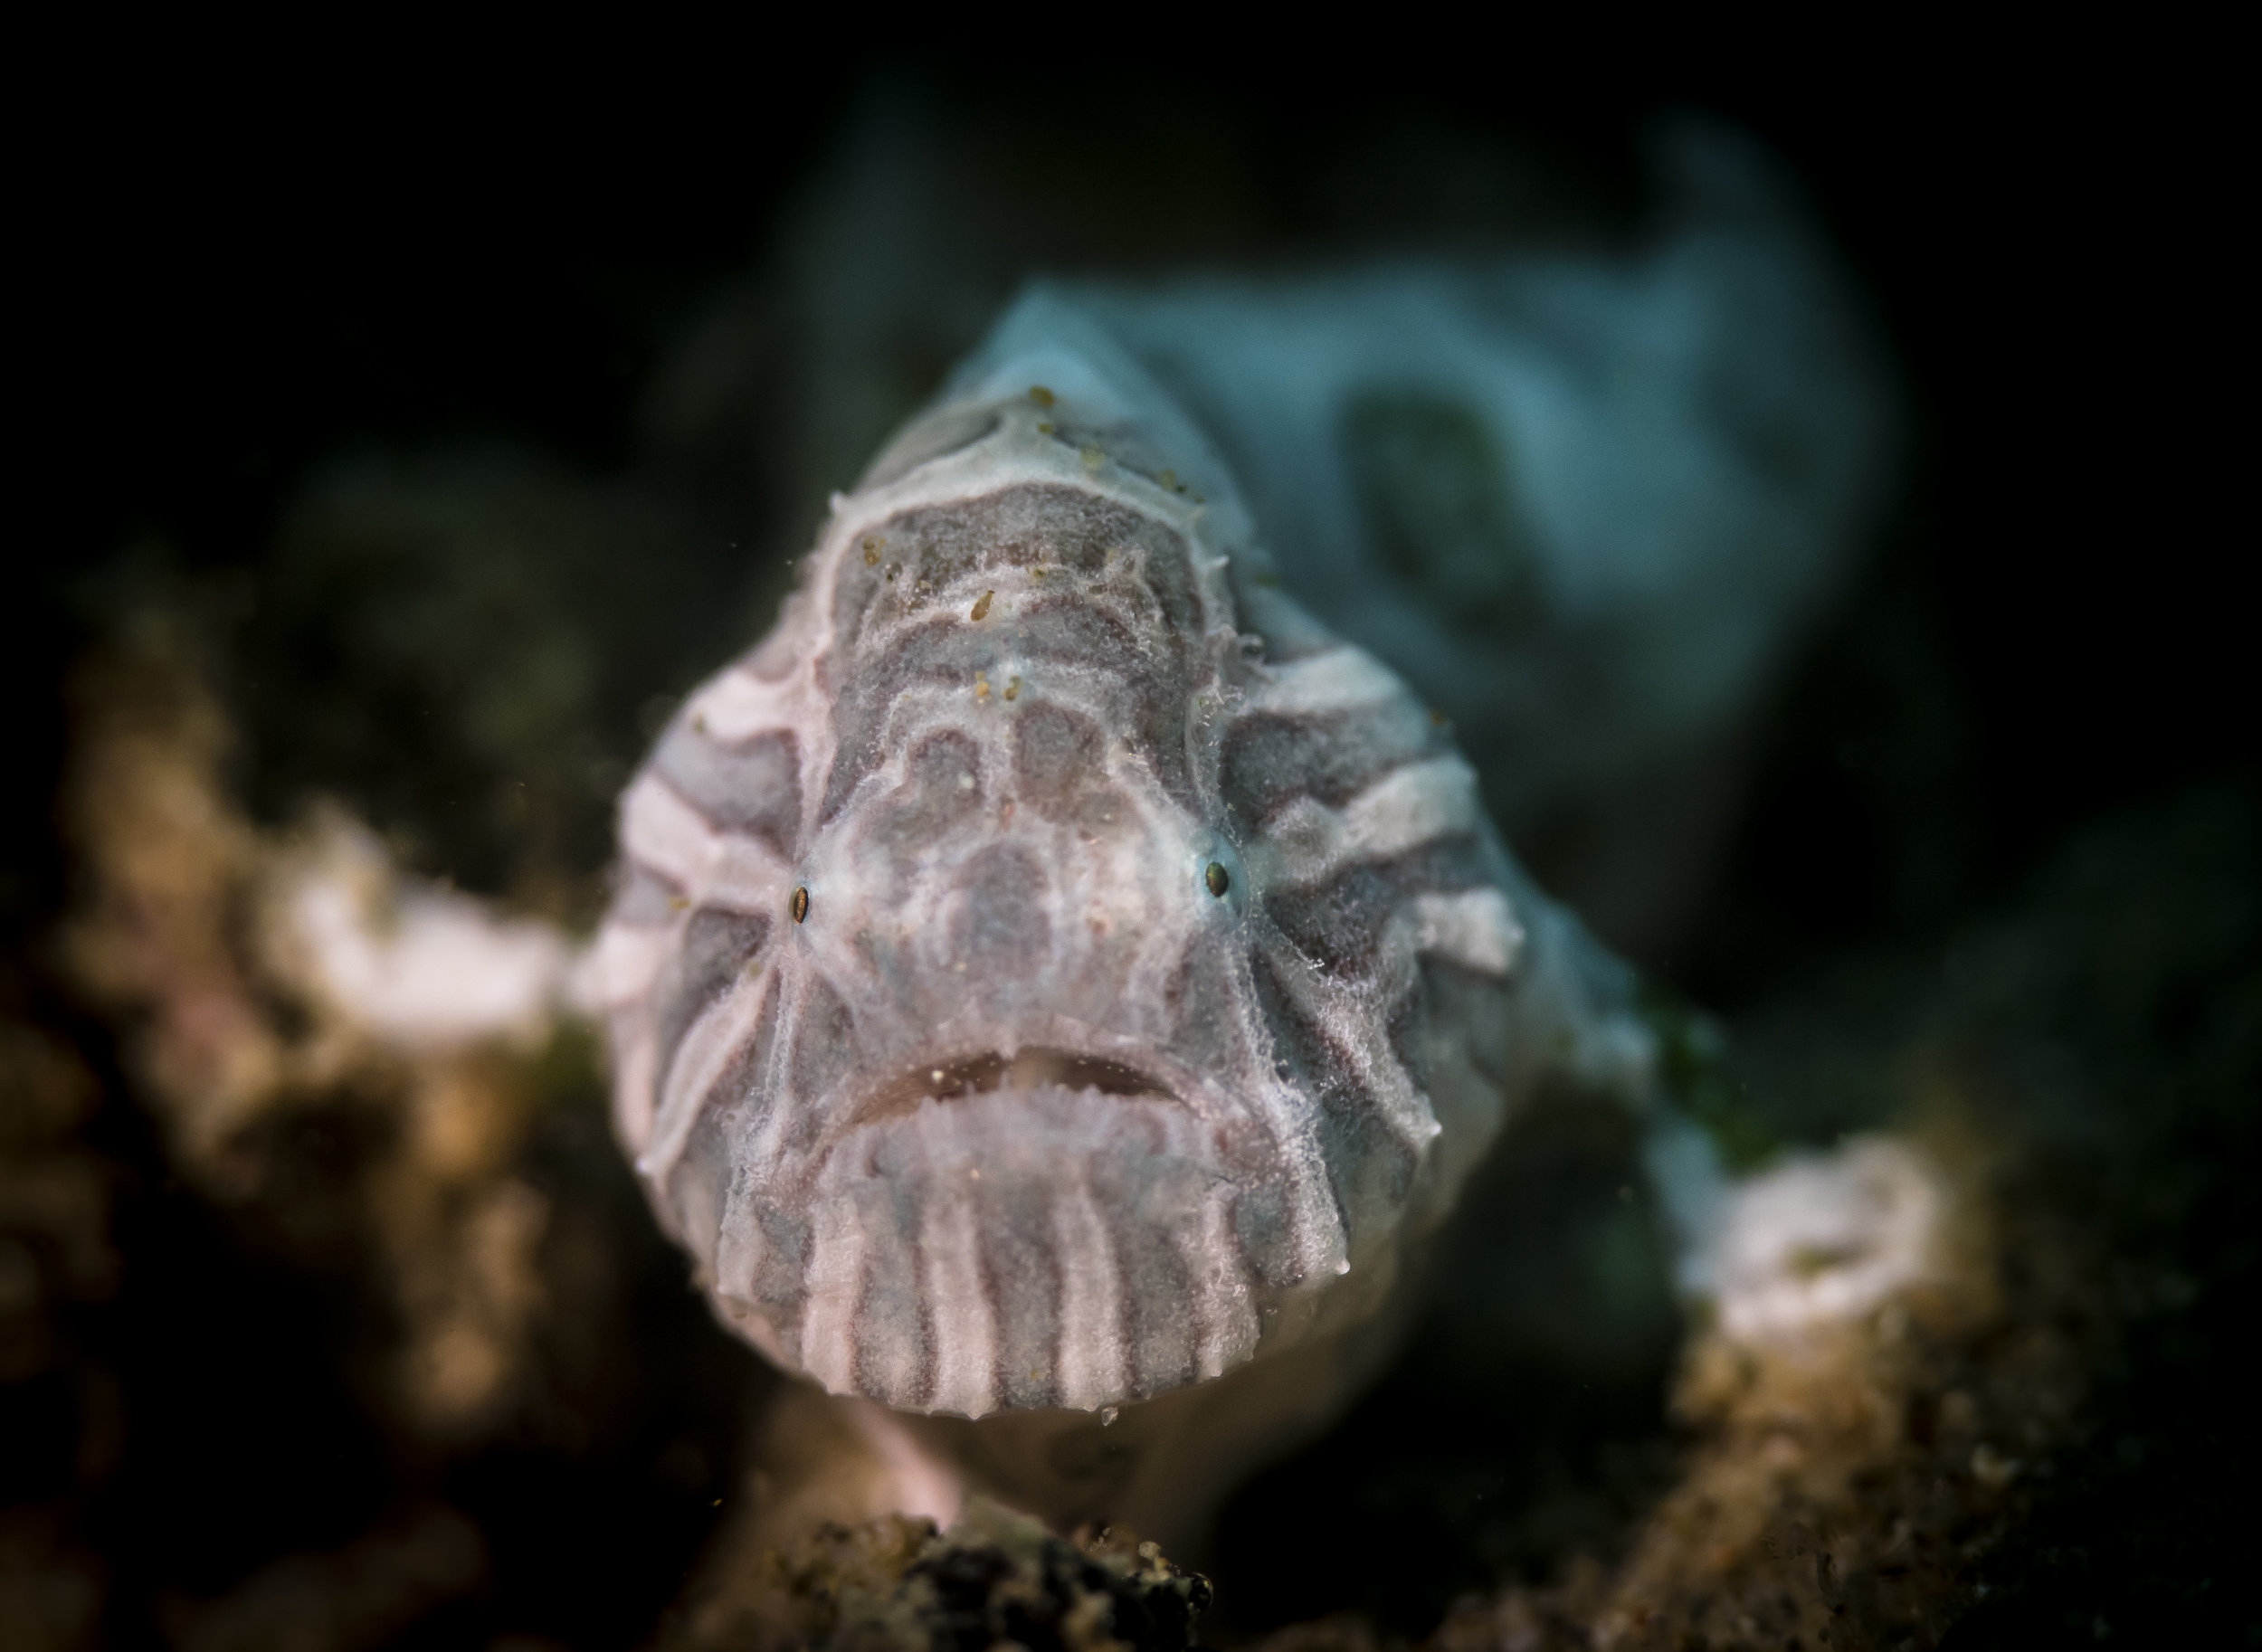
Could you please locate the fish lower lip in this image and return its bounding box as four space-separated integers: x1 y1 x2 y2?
848 1047 1179 1129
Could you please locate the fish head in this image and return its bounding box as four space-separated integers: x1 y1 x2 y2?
598 401 1524 1417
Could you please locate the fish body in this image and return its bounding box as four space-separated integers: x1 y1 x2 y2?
594 354 1655 1536
592 122 1888 1545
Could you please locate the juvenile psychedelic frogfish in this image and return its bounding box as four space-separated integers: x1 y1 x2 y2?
588 119 1893 1553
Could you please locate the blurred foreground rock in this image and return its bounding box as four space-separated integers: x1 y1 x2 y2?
0 1022 115 1648
61 605 568 1438
1415 1115 2092 1650
665 1499 1212 1652
10 598 758 1647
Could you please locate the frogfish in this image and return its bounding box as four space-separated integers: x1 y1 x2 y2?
586 118 1893 1553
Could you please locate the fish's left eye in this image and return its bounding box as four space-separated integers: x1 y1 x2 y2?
1204 861 1231 898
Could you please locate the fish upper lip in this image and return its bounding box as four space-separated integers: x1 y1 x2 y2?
831 1045 1186 1140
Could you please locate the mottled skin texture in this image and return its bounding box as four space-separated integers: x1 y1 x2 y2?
592 354 1654 1546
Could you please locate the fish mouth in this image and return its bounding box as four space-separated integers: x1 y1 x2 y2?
839 1046 1183 1135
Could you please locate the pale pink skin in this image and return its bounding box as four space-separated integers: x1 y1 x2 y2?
589 348 1652 1546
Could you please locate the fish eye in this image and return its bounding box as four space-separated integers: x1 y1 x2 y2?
1204 861 1231 898
791 886 810 924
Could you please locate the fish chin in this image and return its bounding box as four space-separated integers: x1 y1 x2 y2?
715 1083 1296 1419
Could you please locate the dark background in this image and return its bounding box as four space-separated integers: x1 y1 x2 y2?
7 38 2250 1647
13 44 2246 976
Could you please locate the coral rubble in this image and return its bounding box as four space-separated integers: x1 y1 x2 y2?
667 1499 1212 1652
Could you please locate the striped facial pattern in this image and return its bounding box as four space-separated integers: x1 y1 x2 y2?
593 394 1525 1419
